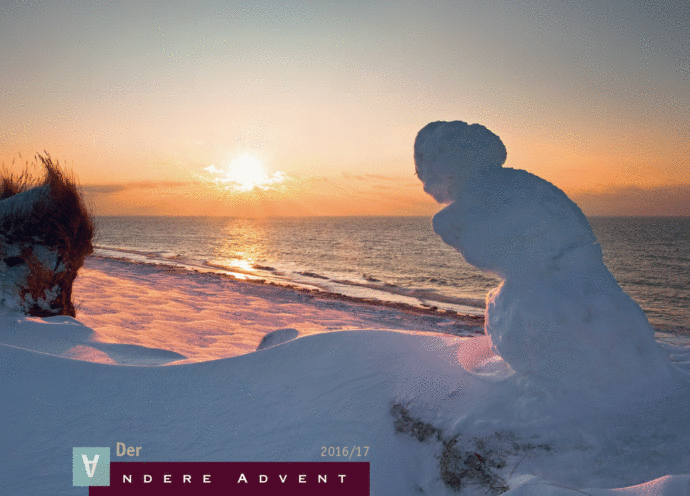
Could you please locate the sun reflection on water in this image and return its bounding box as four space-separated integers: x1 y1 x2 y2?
211 219 271 277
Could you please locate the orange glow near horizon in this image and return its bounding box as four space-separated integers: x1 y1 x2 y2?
2 2 688 217
78 172 441 217
2 131 688 217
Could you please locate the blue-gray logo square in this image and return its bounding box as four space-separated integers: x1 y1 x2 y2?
73 447 110 486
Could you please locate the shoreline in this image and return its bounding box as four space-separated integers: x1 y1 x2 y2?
85 254 688 343
91 216 690 335
93 244 489 318
70 256 486 365
88 254 488 324
73 255 688 361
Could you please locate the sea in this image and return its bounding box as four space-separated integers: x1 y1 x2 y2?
92 216 689 338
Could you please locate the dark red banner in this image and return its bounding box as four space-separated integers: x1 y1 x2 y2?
90 461 369 495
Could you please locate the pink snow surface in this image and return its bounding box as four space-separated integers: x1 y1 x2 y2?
67 256 468 364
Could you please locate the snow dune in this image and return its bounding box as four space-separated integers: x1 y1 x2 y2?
1 257 689 495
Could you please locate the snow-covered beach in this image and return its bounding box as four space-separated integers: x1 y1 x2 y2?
4 0 690 491
2 254 690 495
2 121 689 495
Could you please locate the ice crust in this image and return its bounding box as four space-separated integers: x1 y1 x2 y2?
415 120 672 385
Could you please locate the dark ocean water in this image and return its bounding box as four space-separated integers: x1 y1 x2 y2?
92 216 689 336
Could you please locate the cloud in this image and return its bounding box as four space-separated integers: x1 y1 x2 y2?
82 185 127 195
202 155 288 192
82 181 191 196
572 184 690 216
341 172 367 180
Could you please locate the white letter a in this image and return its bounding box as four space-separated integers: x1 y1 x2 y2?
82 454 100 478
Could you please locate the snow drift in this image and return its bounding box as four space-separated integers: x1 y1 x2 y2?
414 120 672 387
1 255 689 495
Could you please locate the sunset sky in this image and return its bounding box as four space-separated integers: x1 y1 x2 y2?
1 0 688 216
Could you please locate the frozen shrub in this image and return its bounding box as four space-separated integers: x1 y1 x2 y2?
0 154 94 317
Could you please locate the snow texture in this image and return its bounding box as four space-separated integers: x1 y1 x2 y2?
414 120 672 386
2 258 689 495
0 184 51 220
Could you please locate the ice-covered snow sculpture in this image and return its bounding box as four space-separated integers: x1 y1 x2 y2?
0 155 94 317
415 120 670 385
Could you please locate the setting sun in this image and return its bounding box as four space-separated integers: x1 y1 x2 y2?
205 154 286 192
